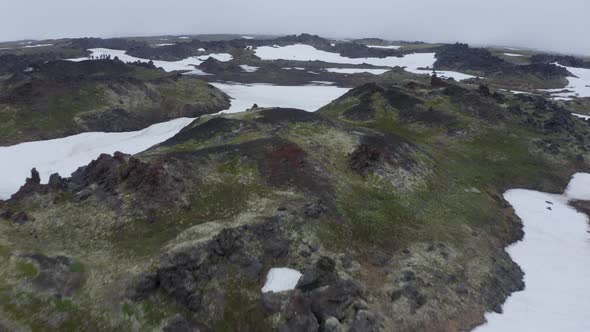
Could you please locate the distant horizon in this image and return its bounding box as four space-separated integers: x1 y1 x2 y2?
1 0 589 56
1 32 588 58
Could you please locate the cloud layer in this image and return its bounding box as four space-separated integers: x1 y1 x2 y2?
1 0 588 55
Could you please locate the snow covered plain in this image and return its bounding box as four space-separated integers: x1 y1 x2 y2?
0 117 194 199
211 82 349 114
474 173 590 332
68 48 233 75
261 267 302 293
255 44 475 81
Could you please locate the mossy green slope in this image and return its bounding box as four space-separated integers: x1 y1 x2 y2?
1 78 589 331
0 59 230 145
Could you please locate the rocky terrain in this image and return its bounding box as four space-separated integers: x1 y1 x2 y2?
1 65 590 331
434 43 572 89
0 59 230 145
1 32 590 331
530 53 590 69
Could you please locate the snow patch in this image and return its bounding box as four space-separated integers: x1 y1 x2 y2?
542 63 590 99
261 268 302 293
0 80 348 199
0 43 53 50
211 82 349 114
242 36 254 40
23 43 53 48
474 173 590 332
500 89 534 95
366 45 401 49
239 65 259 73
67 48 233 75
201 53 233 62
255 44 474 80
0 118 195 200
564 173 590 200
310 81 335 85
503 53 523 57
572 113 590 121
326 68 390 75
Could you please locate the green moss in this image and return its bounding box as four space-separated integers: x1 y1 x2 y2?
140 298 178 326
0 290 46 323
130 67 169 81
153 131 266 155
0 245 10 259
288 122 325 136
0 290 101 331
322 178 420 248
15 260 38 279
450 129 559 189
214 278 272 332
485 74 568 90
110 174 268 257
122 302 133 317
158 79 214 104
54 298 74 312
69 261 85 273
0 105 18 139
217 156 240 175
41 84 107 131
54 191 74 204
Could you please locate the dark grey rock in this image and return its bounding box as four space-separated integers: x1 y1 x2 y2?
163 314 200 332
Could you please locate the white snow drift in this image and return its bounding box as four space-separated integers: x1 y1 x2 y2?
0 118 195 199
474 173 590 332
254 44 475 81
326 68 390 75
239 65 259 73
564 173 590 200
542 63 590 100
572 113 590 120
366 45 401 50
68 48 233 75
211 82 349 114
261 268 302 293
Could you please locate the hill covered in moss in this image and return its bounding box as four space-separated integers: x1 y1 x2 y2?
1 73 589 331
0 59 230 145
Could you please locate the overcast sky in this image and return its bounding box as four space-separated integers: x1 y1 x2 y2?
1 0 588 55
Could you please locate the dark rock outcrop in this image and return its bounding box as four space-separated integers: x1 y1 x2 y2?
435 43 571 79
162 315 201 332
435 43 509 73
531 53 590 69
23 254 83 297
